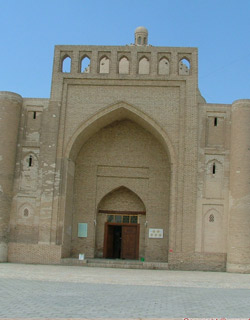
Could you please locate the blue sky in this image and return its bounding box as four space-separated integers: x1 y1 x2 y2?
0 0 249 103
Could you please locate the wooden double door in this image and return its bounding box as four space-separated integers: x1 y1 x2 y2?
103 223 140 260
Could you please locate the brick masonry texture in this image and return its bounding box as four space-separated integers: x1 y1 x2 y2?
0 27 250 272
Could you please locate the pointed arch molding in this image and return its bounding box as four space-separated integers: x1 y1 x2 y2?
65 101 176 165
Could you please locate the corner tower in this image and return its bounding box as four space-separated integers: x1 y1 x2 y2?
227 99 250 273
0 91 22 261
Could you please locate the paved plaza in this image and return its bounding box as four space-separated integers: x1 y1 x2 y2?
0 263 250 319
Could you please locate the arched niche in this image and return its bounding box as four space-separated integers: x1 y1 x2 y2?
99 56 110 73
202 208 223 253
60 102 177 261
158 57 169 75
20 153 39 191
119 56 129 74
139 57 150 74
95 186 146 258
205 159 224 199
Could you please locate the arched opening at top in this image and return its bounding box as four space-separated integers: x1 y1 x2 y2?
119 56 129 74
139 57 149 74
159 57 170 75
81 56 90 73
99 56 110 74
62 56 71 73
179 58 190 75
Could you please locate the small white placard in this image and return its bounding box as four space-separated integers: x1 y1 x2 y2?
79 253 85 260
149 228 163 239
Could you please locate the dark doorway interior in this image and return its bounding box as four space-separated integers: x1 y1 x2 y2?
113 226 122 258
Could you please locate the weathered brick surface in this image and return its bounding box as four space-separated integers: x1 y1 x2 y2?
169 252 226 271
8 243 61 264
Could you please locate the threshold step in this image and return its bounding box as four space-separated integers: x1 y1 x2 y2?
61 258 168 270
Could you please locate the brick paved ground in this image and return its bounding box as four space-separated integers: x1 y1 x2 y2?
0 263 250 319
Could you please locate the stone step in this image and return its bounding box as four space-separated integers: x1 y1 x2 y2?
61 258 168 270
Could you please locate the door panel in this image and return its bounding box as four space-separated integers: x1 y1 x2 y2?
104 224 114 258
104 223 140 260
121 225 139 259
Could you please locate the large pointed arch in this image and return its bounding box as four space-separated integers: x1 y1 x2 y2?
65 101 176 166
60 101 177 258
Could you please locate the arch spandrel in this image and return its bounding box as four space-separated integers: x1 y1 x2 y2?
65 101 176 166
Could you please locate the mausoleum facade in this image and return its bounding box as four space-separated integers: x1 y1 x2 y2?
0 27 249 272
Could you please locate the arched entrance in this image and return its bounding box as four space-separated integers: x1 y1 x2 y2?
61 102 176 262
96 186 146 259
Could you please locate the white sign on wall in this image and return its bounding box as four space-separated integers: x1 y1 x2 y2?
149 228 164 239
79 253 85 260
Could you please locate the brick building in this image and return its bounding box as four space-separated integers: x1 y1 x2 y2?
0 27 249 272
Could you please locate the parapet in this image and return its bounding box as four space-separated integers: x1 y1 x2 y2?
0 91 23 104
52 45 198 78
232 99 250 109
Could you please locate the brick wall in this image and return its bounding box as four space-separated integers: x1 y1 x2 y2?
8 243 61 264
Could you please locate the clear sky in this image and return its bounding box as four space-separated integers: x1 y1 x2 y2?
0 0 249 103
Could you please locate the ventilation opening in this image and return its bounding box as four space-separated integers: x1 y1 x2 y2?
214 117 218 126
209 214 215 222
212 163 216 174
24 208 29 217
28 155 33 167
33 111 37 119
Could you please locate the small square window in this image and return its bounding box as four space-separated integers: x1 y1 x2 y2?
123 216 129 223
131 216 138 224
107 215 114 222
115 215 122 223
